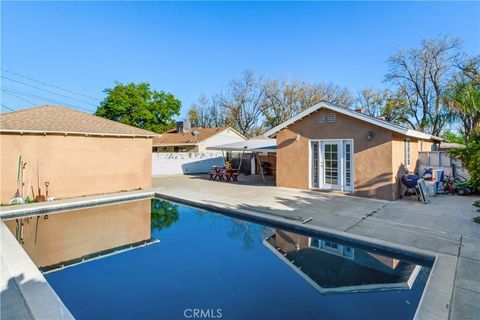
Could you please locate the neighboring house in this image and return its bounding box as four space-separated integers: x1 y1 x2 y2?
0 105 156 203
265 102 441 200
152 123 246 153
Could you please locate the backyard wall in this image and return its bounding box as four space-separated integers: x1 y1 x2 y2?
0 133 152 203
152 152 224 176
275 109 396 200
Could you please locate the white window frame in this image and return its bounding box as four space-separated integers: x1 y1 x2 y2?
404 138 411 168
308 238 355 260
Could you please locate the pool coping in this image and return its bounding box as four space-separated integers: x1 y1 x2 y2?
1 221 74 320
0 190 456 320
0 189 155 220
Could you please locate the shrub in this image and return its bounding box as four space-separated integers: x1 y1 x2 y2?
449 141 480 192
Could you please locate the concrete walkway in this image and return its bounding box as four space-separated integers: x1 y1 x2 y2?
153 175 480 320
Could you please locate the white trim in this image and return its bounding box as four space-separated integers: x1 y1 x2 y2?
264 102 441 141
152 143 198 147
0 128 156 138
309 139 354 193
199 127 248 145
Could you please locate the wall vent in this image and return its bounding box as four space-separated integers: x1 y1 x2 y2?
327 113 336 122
318 114 326 123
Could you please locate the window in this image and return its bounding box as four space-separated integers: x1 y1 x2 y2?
318 114 326 123
311 142 319 188
327 113 336 122
404 138 410 167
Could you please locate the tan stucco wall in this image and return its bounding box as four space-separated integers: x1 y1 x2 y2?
4 199 151 267
276 110 396 200
391 134 434 199
0 133 152 203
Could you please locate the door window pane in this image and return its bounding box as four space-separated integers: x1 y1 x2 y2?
311 142 319 188
345 143 351 187
324 144 338 185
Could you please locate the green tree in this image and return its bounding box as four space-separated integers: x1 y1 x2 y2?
95 82 181 133
444 82 480 144
441 130 464 144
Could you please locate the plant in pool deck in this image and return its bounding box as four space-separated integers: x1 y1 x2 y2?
151 200 180 231
473 201 480 224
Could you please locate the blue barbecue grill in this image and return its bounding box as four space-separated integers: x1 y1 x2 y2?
401 174 420 200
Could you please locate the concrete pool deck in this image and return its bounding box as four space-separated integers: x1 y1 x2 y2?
152 175 480 320
1 177 478 319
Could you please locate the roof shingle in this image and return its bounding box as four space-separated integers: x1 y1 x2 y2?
153 127 231 145
1 105 157 137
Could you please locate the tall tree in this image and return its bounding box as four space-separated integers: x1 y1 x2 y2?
385 36 461 136
455 54 480 85
188 94 231 128
220 70 265 137
95 82 181 133
262 79 352 129
355 88 387 117
444 82 480 144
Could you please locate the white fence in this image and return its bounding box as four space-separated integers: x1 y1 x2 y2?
152 152 224 176
418 151 469 179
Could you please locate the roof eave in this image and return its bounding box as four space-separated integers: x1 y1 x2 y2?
0 129 157 138
264 102 441 142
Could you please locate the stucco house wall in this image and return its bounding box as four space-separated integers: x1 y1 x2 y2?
1 133 152 203
276 110 397 200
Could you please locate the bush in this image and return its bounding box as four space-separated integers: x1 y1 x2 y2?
449 141 480 192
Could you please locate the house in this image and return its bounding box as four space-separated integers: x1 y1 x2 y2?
152 123 246 153
0 105 156 204
264 102 441 200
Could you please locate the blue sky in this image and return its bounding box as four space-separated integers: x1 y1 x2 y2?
1 1 479 118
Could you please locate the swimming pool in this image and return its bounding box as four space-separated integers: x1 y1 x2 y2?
8 198 431 319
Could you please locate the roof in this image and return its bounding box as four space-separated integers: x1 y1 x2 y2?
439 142 465 150
152 127 245 146
207 138 276 153
264 102 442 141
0 105 157 137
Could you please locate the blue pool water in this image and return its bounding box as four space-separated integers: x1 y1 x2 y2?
45 199 430 320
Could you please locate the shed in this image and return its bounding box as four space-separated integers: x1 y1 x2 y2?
0 105 157 203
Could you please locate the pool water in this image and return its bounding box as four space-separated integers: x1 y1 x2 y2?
44 199 430 320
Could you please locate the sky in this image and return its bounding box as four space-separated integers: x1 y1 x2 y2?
1 1 479 119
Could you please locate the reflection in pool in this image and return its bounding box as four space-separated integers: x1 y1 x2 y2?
8 199 431 320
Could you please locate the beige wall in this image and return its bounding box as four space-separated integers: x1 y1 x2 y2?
0 133 152 203
276 110 397 200
4 199 151 267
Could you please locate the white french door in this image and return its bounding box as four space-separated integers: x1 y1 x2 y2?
310 140 354 192
320 141 341 189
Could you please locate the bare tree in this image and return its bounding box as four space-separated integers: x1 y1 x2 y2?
355 88 387 117
386 36 461 136
262 79 352 129
220 70 265 137
455 54 480 85
188 94 231 128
